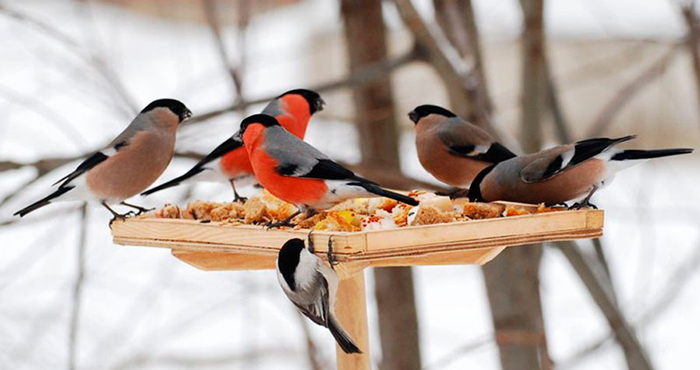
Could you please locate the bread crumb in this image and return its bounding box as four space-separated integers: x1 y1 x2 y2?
412 205 456 225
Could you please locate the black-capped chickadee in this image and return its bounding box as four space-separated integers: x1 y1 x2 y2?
276 237 361 354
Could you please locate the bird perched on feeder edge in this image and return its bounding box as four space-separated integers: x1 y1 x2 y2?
236 113 419 227
14 99 192 224
468 135 693 208
409 104 516 190
276 237 362 354
142 89 325 202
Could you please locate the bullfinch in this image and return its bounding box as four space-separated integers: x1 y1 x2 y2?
142 89 325 202
14 99 192 223
468 135 693 208
276 238 361 354
409 104 516 187
237 114 419 226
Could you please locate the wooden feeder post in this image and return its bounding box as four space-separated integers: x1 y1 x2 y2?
336 271 370 369
111 203 603 369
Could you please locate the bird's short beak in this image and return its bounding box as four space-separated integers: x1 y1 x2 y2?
316 98 326 112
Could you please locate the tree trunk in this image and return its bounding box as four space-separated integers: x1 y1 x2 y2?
433 0 493 126
340 1 422 369
482 1 550 369
681 3 700 128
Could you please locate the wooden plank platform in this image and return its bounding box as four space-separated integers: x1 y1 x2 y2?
110 202 604 369
111 206 603 277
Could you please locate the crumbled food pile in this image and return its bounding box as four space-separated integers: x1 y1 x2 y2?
148 189 564 231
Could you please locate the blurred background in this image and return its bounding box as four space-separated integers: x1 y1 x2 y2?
0 0 698 369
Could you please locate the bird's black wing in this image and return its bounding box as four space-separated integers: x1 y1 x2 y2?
52 151 109 187
277 158 365 182
541 135 636 180
141 136 243 196
199 136 244 165
448 142 517 163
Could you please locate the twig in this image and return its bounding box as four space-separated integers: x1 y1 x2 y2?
679 1 700 129
422 336 493 370
558 239 700 369
587 44 681 137
68 204 88 370
202 0 244 102
0 4 136 116
295 312 324 370
554 241 654 370
184 48 419 126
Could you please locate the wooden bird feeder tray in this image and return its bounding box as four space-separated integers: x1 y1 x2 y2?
111 202 603 369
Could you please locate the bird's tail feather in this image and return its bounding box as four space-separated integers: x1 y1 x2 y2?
611 148 693 161
14 186 74 217
141 167 205 196
349 181 419 206
328 316 362 354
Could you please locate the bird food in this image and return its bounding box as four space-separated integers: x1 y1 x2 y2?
145 189 563 232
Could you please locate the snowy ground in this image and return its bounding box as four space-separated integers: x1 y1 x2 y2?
1 1 699 369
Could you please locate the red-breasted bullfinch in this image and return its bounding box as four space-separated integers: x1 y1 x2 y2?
14 99 192 223
142 89 325 201
277 238 361 354
409 104 516 188
468 135 693 208
237 114 419 226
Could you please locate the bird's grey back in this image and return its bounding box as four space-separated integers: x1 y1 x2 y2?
106 112 154 149
261 98 284 117
437 116 493 147
264 125 329 170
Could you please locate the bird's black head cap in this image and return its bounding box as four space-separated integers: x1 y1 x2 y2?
239 114 281 134
279 89 325 115
468 164 496 202
408 104 457 124
278 238 306 291
141 99 192 123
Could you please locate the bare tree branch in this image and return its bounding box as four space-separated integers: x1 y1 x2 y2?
555 241 654 370
68 204 88 370
184 48 419 126
202 0 244 102
0 4 137 116
587 44 681 137
679 1 700 129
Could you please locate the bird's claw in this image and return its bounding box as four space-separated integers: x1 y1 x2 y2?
568 202 597 210
108 212 135 228
327 237 336 270
134 207 154 216
233 195 248 203
266 219 295 229
307 230 315 253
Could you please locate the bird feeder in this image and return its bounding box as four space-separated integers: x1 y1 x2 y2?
111 202 603 369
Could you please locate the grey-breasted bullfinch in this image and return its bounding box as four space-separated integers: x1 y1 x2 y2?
276 238 361 354
236 114 419 227
142 89 324 202
409 104 516 188
14 99 192 223
468 135 693 208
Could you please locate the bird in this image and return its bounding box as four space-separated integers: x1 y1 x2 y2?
141 89 325 202
276 237 362 354
468 135 693 208
236 113 419 227
14 99 192 223
409 104 516 189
